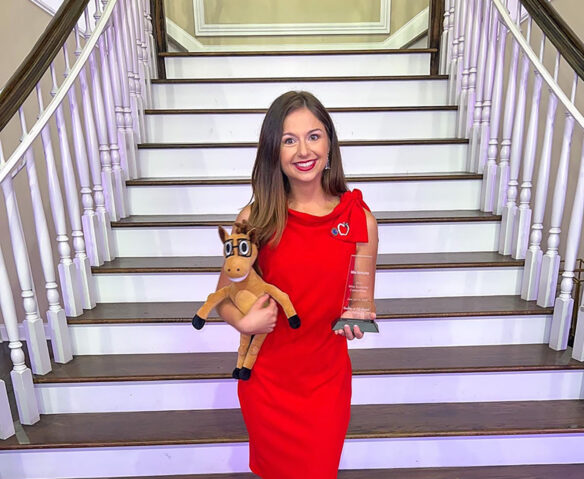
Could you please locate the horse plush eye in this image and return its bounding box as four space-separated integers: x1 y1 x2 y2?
224 240 233 257
238 239 250 256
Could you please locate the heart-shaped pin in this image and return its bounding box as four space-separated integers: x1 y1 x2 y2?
337 222 350 236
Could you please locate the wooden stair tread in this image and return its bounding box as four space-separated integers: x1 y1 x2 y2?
126 172 481 186
4 400 584 449
68 296 551 324
92 252 523 274
138 138 469 149
33 345 583 383
160 48 437 57
145 106 458 114
152 74 449 84
112 210 501 228
67 464 584 479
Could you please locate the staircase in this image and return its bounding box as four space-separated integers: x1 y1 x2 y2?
3 45 584 479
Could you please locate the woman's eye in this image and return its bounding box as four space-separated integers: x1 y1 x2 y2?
309 133 320 141
282 137 295 145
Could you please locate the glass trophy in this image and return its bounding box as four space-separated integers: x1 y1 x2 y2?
332 254 379 333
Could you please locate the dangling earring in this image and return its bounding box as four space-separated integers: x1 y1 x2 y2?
325 151 331 170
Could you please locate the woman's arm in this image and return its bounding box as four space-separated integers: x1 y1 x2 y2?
335 208 379 340
215 205 278 335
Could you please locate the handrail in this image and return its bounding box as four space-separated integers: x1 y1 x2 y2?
521 0 584 81
0 0 90 132
493 1 584 129
151 0 167 78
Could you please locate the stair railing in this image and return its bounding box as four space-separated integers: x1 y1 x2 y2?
0 0 156 430
441 0 584 358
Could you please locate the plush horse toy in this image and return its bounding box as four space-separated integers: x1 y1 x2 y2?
192 220 300 380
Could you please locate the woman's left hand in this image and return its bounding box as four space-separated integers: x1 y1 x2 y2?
334 312 375 340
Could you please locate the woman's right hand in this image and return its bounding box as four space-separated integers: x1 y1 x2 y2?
238 293 278 335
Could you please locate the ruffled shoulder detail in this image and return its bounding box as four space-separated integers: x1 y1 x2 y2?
330 188 370 244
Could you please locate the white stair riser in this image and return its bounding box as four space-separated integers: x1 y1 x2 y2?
4 434 584 478
36 370 582 414
138 143 469 178
127 180 482 215
165 53 431 79
113 222 500 257
145 110 456 143
93 267 522 303
153 79 448 109
68 314 549 355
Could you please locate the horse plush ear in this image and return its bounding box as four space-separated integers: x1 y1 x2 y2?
248 228 258 245
218 226 228 243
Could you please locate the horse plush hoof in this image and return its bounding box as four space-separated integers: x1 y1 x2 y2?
192 314 206 330
232 368 241 379
239 367 252 381
288 314 301 329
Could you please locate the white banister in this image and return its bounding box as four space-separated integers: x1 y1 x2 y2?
0 378 15 439
521 54 560 301
440 0 451 75
0 141 39 425
52 56 97 312
448 0 463 104
19 107 73 365
552 134 584 351
538 76 578 308
456 0 475 137
144 0 158 80
480 15 507 212
112 3 139 180
511 35 545 260
66 42 103 270
38 80 84 319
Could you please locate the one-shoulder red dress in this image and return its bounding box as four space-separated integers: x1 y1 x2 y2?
238 189 370 479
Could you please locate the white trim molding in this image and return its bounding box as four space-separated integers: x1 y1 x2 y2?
193 0 391 36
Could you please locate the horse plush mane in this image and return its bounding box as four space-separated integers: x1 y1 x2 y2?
192 220 300 380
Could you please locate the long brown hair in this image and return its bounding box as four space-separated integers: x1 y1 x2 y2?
248 91 348 247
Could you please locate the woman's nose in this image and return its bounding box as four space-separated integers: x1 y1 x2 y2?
297 140 309 157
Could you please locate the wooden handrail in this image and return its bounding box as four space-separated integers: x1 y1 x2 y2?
521 0 584 80
0 0 89 132
151 0 167 79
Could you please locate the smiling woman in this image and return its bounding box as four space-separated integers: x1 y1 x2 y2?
212 91 379 478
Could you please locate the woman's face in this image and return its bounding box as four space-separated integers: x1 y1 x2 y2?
280 107 330 189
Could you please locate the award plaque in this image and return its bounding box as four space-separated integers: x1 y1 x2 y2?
332 254 379 333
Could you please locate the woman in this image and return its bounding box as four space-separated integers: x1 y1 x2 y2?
215 91 379 478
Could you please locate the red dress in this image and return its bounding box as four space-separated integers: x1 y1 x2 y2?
238 189 370 479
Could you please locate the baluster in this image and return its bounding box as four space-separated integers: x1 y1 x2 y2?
552 135 584 352
89 29 120 222
121 0 146 142
493 4 521 214
79 18 116 262
481 12 508 211
0 248 39 425
448 0 463 104
511 36 545 260
66 41 103 267
133 0 152 108
0 142 39 426
1 162 51 375
0 377 15 439
468 0 493 172
111 2 139 180
20 102 74 366
466 0 487 138
457 0 475 137
521 53 560 300
575 298 584 360
144 0 158 79
537 75 578 308
52 58 97 310
439 0 451 75
499 20 531 256
37 82 84 319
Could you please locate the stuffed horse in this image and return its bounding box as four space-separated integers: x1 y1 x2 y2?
192 220 300 380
